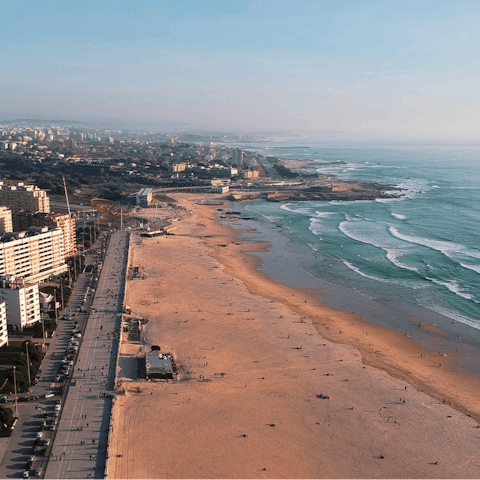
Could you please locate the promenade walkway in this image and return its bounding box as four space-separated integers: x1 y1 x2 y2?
45 230 129 479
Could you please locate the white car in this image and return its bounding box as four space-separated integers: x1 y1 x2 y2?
54 404 61 411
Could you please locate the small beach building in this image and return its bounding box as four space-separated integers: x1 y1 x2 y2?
145 351 173 379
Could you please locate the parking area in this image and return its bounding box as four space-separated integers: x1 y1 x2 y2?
0 269 97 479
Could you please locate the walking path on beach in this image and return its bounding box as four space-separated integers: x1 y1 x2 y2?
45 230 128 479
107 195 480 479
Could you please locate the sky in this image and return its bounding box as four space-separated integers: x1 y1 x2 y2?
2 0 480 140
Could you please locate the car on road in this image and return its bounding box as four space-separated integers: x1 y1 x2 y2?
28 455 35 463
54 375 62 382
36 431 43 440
43 438 50 446
22 470 30 478
44 392 54 398
35 405 43 410
54 404 61 411
34 467 42 478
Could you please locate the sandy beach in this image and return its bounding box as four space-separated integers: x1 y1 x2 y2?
108 194 480 479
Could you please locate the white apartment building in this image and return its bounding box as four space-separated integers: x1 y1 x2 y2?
0 276 40 331
0 227 67 283
0 302 8 348
0 206 13 233
0 182 50 216
30 212 76 258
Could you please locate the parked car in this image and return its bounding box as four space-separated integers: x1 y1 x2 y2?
34 467 42 478
43 438 50 446
44 392 54 398
22 470 30 478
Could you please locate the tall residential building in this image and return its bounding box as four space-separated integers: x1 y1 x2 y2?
29 213 76 258
228 148 244 166
0 301 8 347
0 227 67 284
0 182 50 216
0 276 40 332
0 207 13 233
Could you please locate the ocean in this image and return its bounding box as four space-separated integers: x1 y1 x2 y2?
214 137 480 347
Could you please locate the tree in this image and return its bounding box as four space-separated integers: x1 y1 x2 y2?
0 406 15 428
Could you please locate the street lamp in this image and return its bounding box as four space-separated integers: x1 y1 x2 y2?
41 314 46 352
12 366 18 418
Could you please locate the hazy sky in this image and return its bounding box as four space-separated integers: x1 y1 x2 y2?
2 0 480 139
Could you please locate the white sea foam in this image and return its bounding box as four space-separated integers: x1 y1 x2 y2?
391 213 407 220
460 263 480 275
314 211 334 219
425 277 475 301
386 250 419 272
431 185 441 189
279 203 312 215
339 220 419 272
279 203 295 212
342 260 390 283
427 306 480 331
390 226 480 261
309 218 323 237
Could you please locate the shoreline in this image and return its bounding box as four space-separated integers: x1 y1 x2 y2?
109 194 480 479
213 204 480 421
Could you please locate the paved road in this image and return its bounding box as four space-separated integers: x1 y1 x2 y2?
45 230 129 479
0 256 100 479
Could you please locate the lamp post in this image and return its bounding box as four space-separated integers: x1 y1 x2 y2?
12 366 18 418
25 343 31 388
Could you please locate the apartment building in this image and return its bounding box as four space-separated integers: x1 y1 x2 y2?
29 212 76 258
0 227 67 284
0 275 40 331
0 302 8 347
0 182 50 216
0 206 13 233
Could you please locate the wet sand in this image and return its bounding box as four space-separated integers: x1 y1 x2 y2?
108 193 480 479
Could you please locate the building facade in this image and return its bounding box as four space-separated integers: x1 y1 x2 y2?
0 276 40 331
0 206 13 233
0 302 8 348
29 213 76 258
0 227 67 283
0 182 50 216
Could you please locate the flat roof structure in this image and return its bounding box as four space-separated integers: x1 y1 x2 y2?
146 352 173 379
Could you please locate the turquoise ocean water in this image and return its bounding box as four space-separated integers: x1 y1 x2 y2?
218 138 480 333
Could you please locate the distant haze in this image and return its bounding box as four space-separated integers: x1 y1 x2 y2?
2 0 480 140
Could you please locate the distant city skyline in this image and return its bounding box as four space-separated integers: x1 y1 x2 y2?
2 0 480 140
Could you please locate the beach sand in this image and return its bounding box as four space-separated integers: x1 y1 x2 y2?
108 194 480 479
